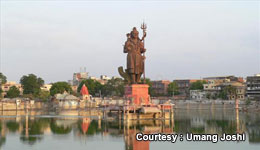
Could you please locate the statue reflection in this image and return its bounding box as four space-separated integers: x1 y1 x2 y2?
124 129 149 150
124 118 174 150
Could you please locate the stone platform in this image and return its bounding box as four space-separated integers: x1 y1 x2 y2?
124 84 150 105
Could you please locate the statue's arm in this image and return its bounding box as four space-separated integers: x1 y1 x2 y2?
140 41 146 53
124 41 131 53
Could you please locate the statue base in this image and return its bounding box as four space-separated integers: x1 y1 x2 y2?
124 84 150 105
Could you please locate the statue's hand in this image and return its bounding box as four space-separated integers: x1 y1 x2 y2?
141 32 146 41
143 32 147 38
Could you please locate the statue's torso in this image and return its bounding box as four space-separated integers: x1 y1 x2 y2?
127 38 142 55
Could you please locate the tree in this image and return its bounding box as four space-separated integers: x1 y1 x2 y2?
0 73 7 85
50 82 72 96
102 78 124 97
38 90 50 101
6 86 20 98
218 85 236 100
190 80 207 90
206 93 211 99
20 119 47 145
6 121 19 132
0 88 3 98
22 94 34 100
50 120 72 134
20 74 44 96
141 78 156 96
225 85 237 100
168 81 180 96
218 90 228 100
0 73 7 98
78 79 103 96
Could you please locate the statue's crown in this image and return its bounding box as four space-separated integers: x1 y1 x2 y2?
131 27 138 34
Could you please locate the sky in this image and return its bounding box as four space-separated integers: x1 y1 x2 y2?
0 0 259 83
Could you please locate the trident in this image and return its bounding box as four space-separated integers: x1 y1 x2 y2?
141 22 147 83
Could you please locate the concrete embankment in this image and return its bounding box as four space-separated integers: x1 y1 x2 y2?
0 100 47 111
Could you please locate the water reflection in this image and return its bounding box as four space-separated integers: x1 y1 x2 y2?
0 109 259 149
20 117 49 145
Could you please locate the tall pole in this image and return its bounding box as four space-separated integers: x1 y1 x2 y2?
141 22 147 84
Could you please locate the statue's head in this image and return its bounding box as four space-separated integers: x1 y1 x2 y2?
131 27 139 39
126 33 130 38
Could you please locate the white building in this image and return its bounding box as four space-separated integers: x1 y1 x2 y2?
100 75 111 80
41 84 52 91
1 81 23 96
190 90 206 100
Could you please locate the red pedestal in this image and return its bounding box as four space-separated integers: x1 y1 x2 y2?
124 84 150 105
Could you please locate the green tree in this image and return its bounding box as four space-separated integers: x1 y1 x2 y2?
190 80 207 90
20 119 49 145
6 86 20 98
141 78 156 96
50 82 72 96
50 120 72 134
6 121 19 132
0 73 7 85
22 94 34 100
245 98 251 105
78 79 104 96
102 78 125 97
225 85 236 100
20 74 44 96
218 85 236 100
38 90 50 101
218 90 228 100
206 93 211 99
168 81 180 96
0 72 7 98
0 88 3 98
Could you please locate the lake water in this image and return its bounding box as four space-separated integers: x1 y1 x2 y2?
0 108 259 150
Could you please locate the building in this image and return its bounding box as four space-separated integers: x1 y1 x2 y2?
41 84 52 91
190 90 206 100
54 92 79 109
68 71 89 86
100 75 111 80
203 76 245 99
246 74 260 100
112 76 121 80
174 79 199 99
89 76 98 80
1 81 23 97
98 75 111 85
80 84 90 100
71 85 78 93
203 75 240 82
174 80 190 97
203 80 223 91
89 76 111 85
215 81 246 100
151 80 170 95
203 79 223 98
